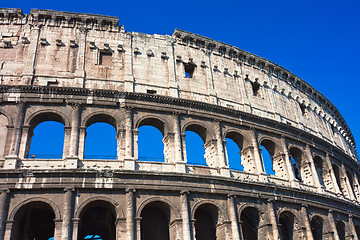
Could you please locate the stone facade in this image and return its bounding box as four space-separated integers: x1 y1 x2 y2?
0 8 359 240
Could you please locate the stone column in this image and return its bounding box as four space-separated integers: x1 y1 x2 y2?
5 102 26 169
227 194 241 240
126 188 136 240
214 120 230 176
173 113 185 172
301 204 314 240
249 128 266 181
124 107 135 170
54 219 62 240
181 133 188 163
3 221 13 240
180 191 191 240
135 217 142 240
267 199 280 240
328 210 340 240
71 218 80 240
349 215 359 240
67 103 81 168
62 188 75 240
280 136 296 184
0 190 9 240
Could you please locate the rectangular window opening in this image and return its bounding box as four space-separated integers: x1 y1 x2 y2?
99 51 113 66
184 63 195 78
147 90 157 94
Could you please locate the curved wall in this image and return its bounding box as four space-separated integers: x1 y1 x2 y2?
0 8 359 240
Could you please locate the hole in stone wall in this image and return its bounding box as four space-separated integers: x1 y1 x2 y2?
299 103 307 115
310 216 323 240
251 81 260 96
138 125 164 162
336 221 346 240
260 144 275 175
241 207 260 240
146 89 157 94
184 63 195 78
185 131 206 166
226 138 243 171
99 51 112 66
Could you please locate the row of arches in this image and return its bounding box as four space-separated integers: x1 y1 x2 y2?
8 198 360 240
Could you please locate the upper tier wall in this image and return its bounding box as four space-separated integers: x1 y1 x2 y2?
0 8 356 159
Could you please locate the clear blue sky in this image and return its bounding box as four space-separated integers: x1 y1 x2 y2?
5 0 360 156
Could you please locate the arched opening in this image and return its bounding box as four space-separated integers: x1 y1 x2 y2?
185 124 207 166
314 156 325 187
28 121 65 159
194 204 218 240
78 200 116 240
289 147 303 182
279 211 294 240
332 164 342 193
84 122 117 159
336 220 346 240
138 126 164 162
346 171 355 197
225 131 249 171
226 138 243 171
140 201 170 240
310 216 323 240
240 207 259 240
11 201 55 240
260 140 278 175
0 114 8 158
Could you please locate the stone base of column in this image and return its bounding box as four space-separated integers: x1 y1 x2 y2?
175 162 187 173
258 173 269 182
65 156 79 169
4 155 18 169
124 158 136 170
220 167 231 177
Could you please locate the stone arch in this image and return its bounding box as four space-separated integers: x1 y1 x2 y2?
25 109 70 128
192 200 221 240
224 129 252 171
82 111 120 130
259 137 283 177
289 146 305 182
0 110 11 157
182 121 214 143
136 196 180 221
0 109 13 126
240 206 261 240
310 215 324 240
336 220 346 240
74 196 123 219
191 199 226 222
135 114 169 136
77 198 118 240
223 129 251 150
278 210 297 240
8 197 62 221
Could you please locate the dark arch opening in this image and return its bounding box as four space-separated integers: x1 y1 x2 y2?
11 201 55 240
140 201 170 240
28 121 65 159
310 216 323 240
138 125 164 162
332 164 342 193
84 122 117 159
355 225 360 240
279 211 294 240
194 204 217 240
78 200 116 240
336 220 346 240
241 207 259 240
260 140 277 175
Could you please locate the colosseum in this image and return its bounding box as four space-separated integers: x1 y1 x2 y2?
0 7 358 240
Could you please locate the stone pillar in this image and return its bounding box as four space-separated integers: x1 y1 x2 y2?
181 133 188 163
135 217 142 240
280 136 296 184
180 190 191 240
54 219 62 240
267 199 280 240
173 113 185 172
328 210 340 240
66 103 81 168
349 215 359 240
227 194 241 240
71 218 80 240
249 128 264 173
126 188 136 240
214 120 230 176
0 190 9 240
3 221 13 240
305 145 323 191
62 188 75 240
301 204 314 240
5 102 26 169
124 107 135 170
